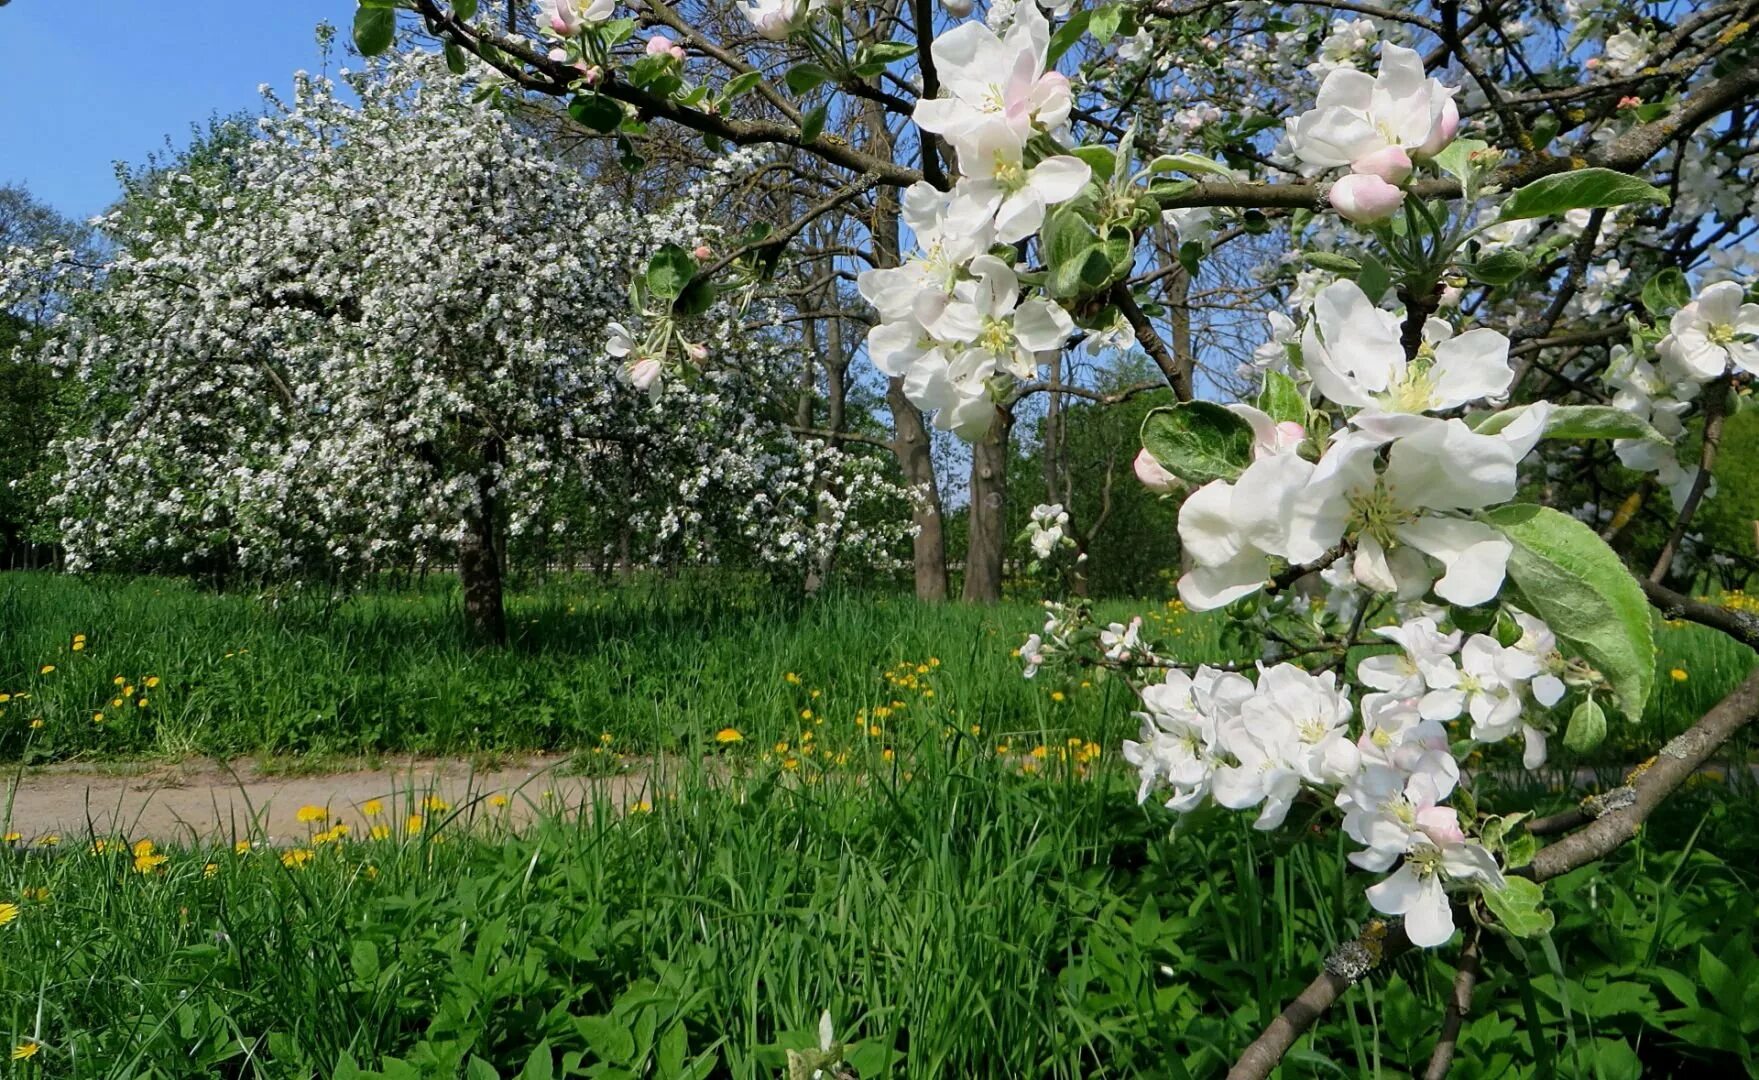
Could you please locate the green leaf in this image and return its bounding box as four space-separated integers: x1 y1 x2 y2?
1042 204 1097 281
1470 403 1664 443
576 1017 635 1064
1481 877 1555 938
453 0 478 19
444 42 468 74
1302 251 1362 274
1089 3 1124 43
517 1041 555 1080
1101 225 1135 278
1045 10 1091 66
1069 145 1117 182
569 94 622 132
1498 168 1669 222
1140 402 1255 486
1466 249 1529 286
1257 371 1305 426
784 63 832 96
466 1057 500 1080
852 40 916 76
1564 697 1607 752
1479 504 1655 718
1503 828 1537 870
799 104 827 145
1143 153 1234 179
672 277 717 317
1641 268 1691 316
720 71 763 103
1528 115 1559 151
352 7 396 56
1431 138 1490 181
645 244 698 301
1356 253 1391 304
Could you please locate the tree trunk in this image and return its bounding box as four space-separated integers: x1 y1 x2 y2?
805 308 851 595
887 377 950 601
458 450 507 644
963 409 1013 604
1042 350 1062 504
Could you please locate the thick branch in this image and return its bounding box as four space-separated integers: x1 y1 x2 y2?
1422 925 1481 1080
1649 376 1731 583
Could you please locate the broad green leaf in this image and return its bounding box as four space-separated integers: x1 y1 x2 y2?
1143 153 1234 179
1479 504 1655 718
1045 11 1091 66
1303 251 1361 274
1070 145 1117 182
444 42 468 74
853 40 916 76
784 63 831 96
1431 138 1489 182
720 71 763 103
1471 403 1664 442
1563 697 1607 752
1256 370 1305 426
1140 402 1254 485
454 0 478 19
576 1016 635 1064
352 7 396 56
1466 249 1529 285
1089 3 1124 43
672 277 717 317
1481 877 1555 937
517 1041 555 1080
1042 203 1097 280
1356 253 1391 304
1101 225 1135 278
799 104 827 145
1641 268 1691 315
1498 168 1669 222
569 94 622 132
645 244 697 300
466 1057 500 1080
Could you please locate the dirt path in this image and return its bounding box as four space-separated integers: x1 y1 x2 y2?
1 756 665 846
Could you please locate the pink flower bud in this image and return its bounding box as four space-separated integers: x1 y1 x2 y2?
692 244 712 262
582 65 603 85
1132 448 1181 493
1329 173 1405 224
1414 96 1461 159
670 44 686 62
627 357 663 391
1439 284 1464 308
1618 95 1641 109
684 341 709 362
1584 56 1601 69
645 34 675 57
548 47 569 63
1416 806 1465 847
1350 145 1412 184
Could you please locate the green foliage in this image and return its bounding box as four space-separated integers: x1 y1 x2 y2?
1470 403 1664 443
1498 168 1669 222
1139 401 1254 485
1481 504 1656 719
352 6 396 57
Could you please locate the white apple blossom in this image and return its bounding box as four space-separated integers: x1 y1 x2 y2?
1364 832 1505 947
1286 44 1459 172
1661 280 1759 379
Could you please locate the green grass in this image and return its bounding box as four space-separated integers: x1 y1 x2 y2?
0 572 1236 763
2 755 1756 1077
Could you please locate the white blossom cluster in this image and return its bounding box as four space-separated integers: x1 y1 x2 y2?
1125 606 1569 947
0 50 906 579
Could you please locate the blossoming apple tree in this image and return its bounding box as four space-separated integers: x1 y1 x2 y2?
352 0 1756 1070
0 47 906 641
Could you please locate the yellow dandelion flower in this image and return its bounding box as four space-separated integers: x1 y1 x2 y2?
0 694 9 704
784 671 801 685
92 712 104 723
1050 691 1066 703
110 698 123 708
122 685 134 696
37 835 57 848
38 665 53 675
362 799 384 817
21 887 48 903
113 676 124 686
809 688 821 699
599 732 614 746
867 724 882 737
488 793 509 808
90 839 110 854
995 742 1012 755
145 676 160 688
295 805 327 824
137 698 148 708
71 640 85 651
782 757 800 771
29 718 43 730
630 800 653 814
923 689 935 698
968 724 981 736
773 739 790 754
715 727 744 744
280 848 314 870
0 903 18 926
203 862 219 879
1670 668 1688 682
800 708 813 720
1 833 19 844
422 795 449 812
233 840 253 856
929 657 940 667
370 824 392 841
881 748 895 762
11 1040 40 1060
405 815 424 834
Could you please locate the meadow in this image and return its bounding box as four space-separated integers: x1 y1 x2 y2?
0 572 1756 1077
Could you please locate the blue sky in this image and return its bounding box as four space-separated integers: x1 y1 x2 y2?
1 3 361 221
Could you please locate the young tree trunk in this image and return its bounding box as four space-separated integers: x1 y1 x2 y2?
962 409 1014 604
887 377 950 601
458 450 507 644
805 307 851 594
